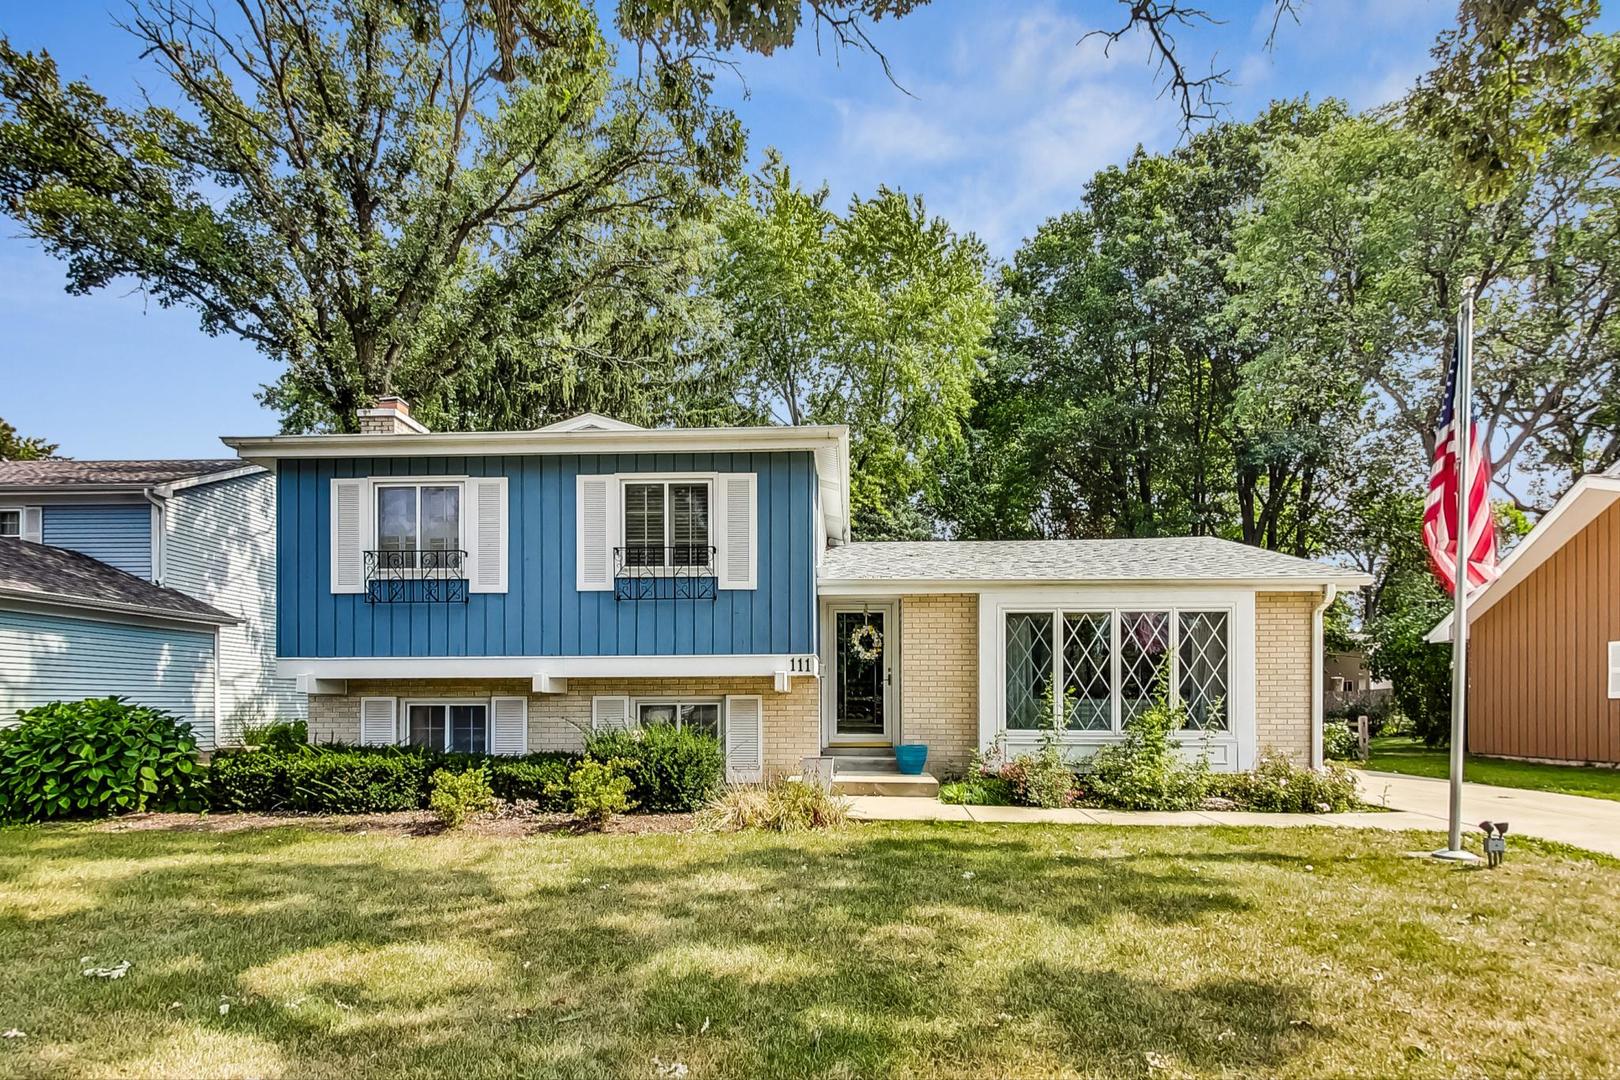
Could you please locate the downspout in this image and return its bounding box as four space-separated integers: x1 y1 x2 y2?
1310 584 1337 769
144 488 167 585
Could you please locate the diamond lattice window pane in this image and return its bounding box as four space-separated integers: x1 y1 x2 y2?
1062 612 1112 730
1119 611 1170 726
1178 611 1230 730
1005 612 1053 730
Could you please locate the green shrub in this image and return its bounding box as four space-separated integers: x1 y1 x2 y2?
585 725 724 812
1207 750 1361 813
698 779 849 832
429 767 496 828
241 719 308 753
0 698 201 822
487 755 573 810
569 758 635 826
1323 721 1359 761
209 746 429 813
1082 686 1210 812
939 776 1017 806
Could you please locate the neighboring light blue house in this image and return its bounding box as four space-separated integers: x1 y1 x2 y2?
227 398 1366 788
0 459 303 749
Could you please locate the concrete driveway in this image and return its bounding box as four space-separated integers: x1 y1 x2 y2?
1357 770 1620 858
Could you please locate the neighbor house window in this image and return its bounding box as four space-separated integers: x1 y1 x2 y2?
376 483 461 568
0 509 19 537
623 479 710 567
1003 607 1230 733
636 699 722 740
406 702 487 753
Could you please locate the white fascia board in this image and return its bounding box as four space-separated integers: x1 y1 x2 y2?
222 425 849 461
153 464 266 496
277 654 818 680
818 574 1372 597
1426 475 1620 644
0 591 238 629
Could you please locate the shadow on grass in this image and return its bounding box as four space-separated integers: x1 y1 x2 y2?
0 824 1320 1077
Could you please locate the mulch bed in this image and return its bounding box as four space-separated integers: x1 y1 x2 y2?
94 808 696 837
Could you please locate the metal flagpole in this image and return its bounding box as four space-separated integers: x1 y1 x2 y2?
1436 293 1479 862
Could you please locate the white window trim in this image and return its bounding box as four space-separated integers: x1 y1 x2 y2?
0 506 22 538
373 477 468 560
631 696 725 735
399 697 491 753
618 473 715 575
978 586 1257 770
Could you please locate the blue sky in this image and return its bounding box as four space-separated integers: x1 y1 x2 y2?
0 0 1460 458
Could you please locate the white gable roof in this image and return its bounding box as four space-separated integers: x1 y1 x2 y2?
1427 473 1620 643
536 413 644 432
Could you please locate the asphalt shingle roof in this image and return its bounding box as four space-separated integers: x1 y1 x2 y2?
0 538 235 624
820 537 1366 584
0 459 243 489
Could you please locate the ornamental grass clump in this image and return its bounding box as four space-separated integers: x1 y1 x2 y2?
698 779 849 832
0 698 202 822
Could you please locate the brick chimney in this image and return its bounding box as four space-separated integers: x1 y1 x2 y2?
357 396 429 435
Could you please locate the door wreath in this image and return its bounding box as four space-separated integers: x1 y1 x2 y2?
848 621 883 662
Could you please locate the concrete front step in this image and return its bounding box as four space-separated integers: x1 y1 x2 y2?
829 771 939 797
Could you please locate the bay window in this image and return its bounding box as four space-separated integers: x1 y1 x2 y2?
1003 607 1230 733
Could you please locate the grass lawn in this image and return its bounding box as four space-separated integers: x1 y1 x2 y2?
2 819 1619 1078
1362 735 1620 802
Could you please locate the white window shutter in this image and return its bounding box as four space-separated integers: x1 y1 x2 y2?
468 477 508 593
359 697 398 746
330 478 368 594
592 695 631 732
20 506 42 543
1609 642 1620 699
717 473 757 590
576 475 615 591
723 694 763 782
490 696 528 754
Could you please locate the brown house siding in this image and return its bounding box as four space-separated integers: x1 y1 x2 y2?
1469 500 1620 765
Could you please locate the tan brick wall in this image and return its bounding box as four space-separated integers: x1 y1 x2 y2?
307 675 820 776
898 594 980 776
1254 591 1319 763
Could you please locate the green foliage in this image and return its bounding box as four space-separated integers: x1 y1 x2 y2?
0 0 743 433
585 724 724 812
485 755 574 810
240 719 308 754
568 758 635 827
428 767 496 829
697 779 849 832
938 776 1017 806
209 746 429 814
717 157 995 538
0 698 200 822
1322 721 1359 761
1207 751 1361 813
1083 686 1210 812
1369 585 1454 747
1001 719 1078 809
0 416 55 461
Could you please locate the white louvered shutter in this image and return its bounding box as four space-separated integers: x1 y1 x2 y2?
717 473 757 590
576 475 615 590
1609 643 1620 699
724 695 763 782
592 695 631 731
330 478 368 594
490 696 528 754
19 506 42 543
468 477 508 593
359 697 398 746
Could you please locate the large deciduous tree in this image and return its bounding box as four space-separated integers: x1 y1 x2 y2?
0 418 57 461
0 0 744 432
716 159 994 539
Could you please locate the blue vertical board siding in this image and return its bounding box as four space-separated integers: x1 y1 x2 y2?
41 505 152 579
276 451 819 658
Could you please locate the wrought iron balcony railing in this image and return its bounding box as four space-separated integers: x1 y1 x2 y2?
614 545 717 601
364 548 469 604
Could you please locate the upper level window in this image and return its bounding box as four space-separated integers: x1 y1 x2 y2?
623 479 710 567
0 509 19 537
376 483 461 566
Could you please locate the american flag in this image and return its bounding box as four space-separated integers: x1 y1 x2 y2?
1423 332 1498 596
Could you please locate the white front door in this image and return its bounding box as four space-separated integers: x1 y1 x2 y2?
824 604 896 746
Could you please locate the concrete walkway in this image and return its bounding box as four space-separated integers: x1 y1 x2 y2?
846 771 1620 858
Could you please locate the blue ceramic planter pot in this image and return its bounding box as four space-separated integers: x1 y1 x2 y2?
895 743 929 775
